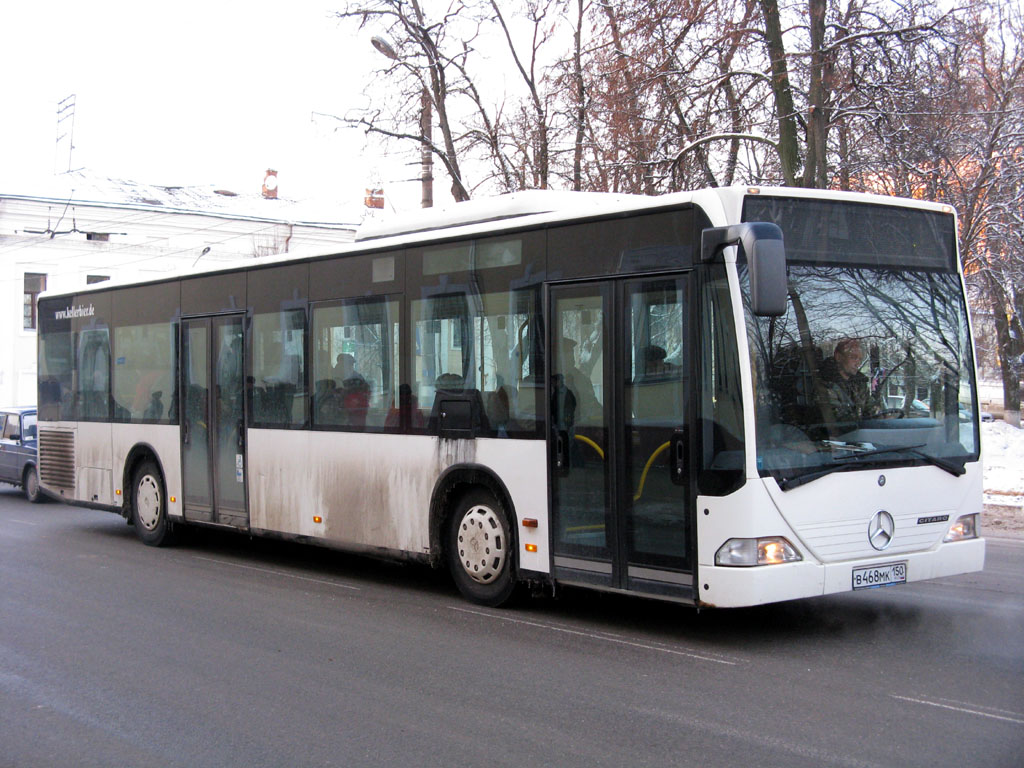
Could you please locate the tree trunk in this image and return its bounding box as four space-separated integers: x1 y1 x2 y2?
802 0 828 187
990 280 1022 426
758 0 801 186
571 0 586 191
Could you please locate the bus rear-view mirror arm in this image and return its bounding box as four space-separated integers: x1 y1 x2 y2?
701 223 788 317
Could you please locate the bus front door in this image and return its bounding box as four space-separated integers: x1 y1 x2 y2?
181 315 248 529
549 277 694 599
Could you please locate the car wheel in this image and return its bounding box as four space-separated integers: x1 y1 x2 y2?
23 465 43 504
447 488 517 607
132 460 175 547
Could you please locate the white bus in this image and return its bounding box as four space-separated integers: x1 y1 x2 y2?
36 187 985 608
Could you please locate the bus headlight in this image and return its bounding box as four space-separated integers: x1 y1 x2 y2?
943 514 979 542
715 537 802 567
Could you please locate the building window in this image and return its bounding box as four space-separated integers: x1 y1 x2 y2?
24 273 47 330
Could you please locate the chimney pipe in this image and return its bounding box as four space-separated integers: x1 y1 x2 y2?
262 169 278 199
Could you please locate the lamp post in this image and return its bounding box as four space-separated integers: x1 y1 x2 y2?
371 35 433 209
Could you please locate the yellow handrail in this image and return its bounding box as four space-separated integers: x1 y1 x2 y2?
562 436 672 502
633 441 671 501
573 433 605 459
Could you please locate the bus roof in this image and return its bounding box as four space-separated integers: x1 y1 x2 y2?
38 186 955 301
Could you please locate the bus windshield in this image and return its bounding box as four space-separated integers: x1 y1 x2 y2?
740 199 979 489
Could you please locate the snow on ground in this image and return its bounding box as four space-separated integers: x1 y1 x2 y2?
982 420 1024 538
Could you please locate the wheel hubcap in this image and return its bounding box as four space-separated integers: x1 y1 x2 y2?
137 475 162 531
456 505 506 584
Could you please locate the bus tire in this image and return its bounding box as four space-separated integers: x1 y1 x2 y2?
132 460 175 547
23 465 43 504
447 488 517 607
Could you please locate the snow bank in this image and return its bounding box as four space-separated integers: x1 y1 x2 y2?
982 420 1024 538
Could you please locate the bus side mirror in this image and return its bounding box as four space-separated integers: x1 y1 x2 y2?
701 223 788 317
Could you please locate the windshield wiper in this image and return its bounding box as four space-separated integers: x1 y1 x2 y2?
774 463 858 491
834 444 966 476
773 443 966 491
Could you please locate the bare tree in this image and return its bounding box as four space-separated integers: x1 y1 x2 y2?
336 0 478 201
857 2 1024 422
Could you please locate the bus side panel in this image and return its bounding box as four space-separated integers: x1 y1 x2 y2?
111 423 183 519
248 430 441 554
475 438 549 574
76 421 114 507
245 431 550 572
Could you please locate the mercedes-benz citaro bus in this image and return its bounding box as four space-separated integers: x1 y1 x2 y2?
35 186 984 608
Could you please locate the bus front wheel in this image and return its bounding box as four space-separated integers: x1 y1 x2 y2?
132 461 175 547
447 489 517 607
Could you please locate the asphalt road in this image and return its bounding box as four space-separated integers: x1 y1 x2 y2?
1 485 1022 768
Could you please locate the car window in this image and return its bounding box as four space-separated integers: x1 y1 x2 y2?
0 414 7 437
23 414 37 440
1 414 18 440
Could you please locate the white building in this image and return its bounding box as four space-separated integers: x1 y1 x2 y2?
1 171 360 406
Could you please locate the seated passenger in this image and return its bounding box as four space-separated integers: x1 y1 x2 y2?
638 345 675 380
333 353 367 390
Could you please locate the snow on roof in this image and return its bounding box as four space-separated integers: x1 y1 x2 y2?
355 189 646 241
0 169 362 228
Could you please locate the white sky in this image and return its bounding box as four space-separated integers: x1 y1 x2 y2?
0 0 428 212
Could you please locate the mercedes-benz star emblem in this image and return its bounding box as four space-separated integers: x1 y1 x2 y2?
868 510 895 551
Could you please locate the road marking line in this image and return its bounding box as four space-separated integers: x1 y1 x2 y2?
193 555 361 591
7 519 38 526
890 694 1024 724
450 606 738 665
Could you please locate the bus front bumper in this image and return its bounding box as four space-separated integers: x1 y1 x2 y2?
697 537 986 608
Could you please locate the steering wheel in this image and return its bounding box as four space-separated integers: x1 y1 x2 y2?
864 408 905 420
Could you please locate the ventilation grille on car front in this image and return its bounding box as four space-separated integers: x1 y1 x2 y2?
39 429 75 494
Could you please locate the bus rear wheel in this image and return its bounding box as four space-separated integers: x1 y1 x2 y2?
132 460 175 547
447 489 517 607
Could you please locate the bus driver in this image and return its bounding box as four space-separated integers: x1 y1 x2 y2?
821 338 871 423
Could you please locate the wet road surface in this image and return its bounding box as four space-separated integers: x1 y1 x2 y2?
2 488 1021 767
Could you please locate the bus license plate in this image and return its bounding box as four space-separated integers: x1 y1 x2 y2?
852 562 907 590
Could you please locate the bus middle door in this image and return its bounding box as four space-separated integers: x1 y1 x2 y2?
181 315 249 529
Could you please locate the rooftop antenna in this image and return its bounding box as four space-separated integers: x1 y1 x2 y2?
54 94 77 175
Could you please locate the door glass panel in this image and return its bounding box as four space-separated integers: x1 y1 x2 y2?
625 280 690 569
214 319 245 514
182 323 211 511
552 289 609 557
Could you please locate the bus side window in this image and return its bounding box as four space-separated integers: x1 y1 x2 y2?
478 289 542 437
698 267 745 495
77 329 111 420
412 295 470 432
312 297 399 431
413 288 542 437
252 308 306 428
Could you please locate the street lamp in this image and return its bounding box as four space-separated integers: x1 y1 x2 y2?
371 35 433 209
